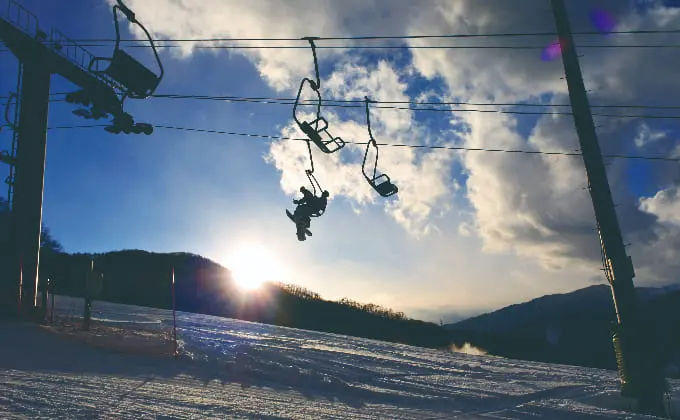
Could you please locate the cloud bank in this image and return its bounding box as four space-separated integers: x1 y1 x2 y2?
122 0 680 298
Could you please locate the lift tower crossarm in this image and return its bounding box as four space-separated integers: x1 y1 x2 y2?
0 12 122 114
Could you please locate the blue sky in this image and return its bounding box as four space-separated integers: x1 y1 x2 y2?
1 0 679 323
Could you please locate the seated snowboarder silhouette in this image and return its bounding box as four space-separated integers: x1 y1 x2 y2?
288 187 329 241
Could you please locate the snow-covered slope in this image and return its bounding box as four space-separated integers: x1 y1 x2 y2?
0 296 677 419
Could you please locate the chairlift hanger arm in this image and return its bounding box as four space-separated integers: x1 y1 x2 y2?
116 0 137 22
306 169 322 197
365 96 376 142
306 140 315 174
304 140 324 196
363 96 379 180
112 3 124 51
293 37 322 126
293 78 322 127
362 137 380 181
301 37 321 90
129 14 165 84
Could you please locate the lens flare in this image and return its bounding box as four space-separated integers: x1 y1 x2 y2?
542 7 616 61
541 40 562 62
590 7 617 34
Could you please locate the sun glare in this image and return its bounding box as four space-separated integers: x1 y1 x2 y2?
224 244 285 291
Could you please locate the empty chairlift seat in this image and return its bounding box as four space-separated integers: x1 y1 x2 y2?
89 0 164 100
362 97 398 198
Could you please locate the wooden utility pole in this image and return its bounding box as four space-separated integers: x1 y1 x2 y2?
550 0 666 415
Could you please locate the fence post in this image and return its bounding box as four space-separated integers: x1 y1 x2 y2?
83 259 103 331
172 266 178 359
49 277 54 324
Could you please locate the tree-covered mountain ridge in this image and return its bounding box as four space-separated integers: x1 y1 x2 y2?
43 249 453 350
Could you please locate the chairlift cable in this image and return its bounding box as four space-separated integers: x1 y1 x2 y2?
42 123 680 162
32 28 680 43
29 92 680 119
10 92 680 112
5 44 680 51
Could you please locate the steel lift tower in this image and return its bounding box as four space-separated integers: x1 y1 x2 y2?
0 0 163 318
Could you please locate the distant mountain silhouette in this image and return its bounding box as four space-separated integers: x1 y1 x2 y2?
445 284 680 377
445 284 677 333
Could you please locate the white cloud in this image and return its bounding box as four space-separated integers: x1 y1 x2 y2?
458 109 607 270
325 60 413 135
399 0 680 281
117 0 680 311
266 60 458 237
640 185 680 226
406 0 568 103
673 145 680 158
634 122 667 148
118 0 424 92
631 183 680 286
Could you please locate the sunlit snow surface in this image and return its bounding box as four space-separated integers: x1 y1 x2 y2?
0 296 677 419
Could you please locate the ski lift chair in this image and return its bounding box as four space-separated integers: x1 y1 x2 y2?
363 97 398 197
294 78 345 154
88 0 164 100
292 37 345 155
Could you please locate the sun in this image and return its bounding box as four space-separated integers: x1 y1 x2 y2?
224 244 285 291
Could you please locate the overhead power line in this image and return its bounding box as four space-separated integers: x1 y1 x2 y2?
3 44 679 52
42 123 680 162
6 92 680 120
151 94 680 111
31 28 680 43
3 29 680 55
4 92 680 112
148 94 680 120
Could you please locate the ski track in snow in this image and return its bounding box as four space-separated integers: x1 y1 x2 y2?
0 296 677 419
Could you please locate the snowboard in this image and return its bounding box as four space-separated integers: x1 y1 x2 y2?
286 209 312 240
